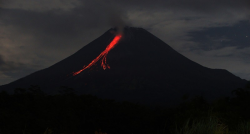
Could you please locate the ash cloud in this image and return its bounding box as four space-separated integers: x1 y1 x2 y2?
75 0 130 31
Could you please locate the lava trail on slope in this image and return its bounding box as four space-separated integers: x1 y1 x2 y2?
73 35 122 76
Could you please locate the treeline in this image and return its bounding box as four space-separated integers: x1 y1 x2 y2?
0 82 250 134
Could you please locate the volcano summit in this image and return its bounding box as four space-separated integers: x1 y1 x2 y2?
0 27 247 105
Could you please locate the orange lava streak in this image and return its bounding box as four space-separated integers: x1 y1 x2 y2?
73 35 122 76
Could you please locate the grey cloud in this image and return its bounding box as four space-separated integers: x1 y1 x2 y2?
76 0 250 14
3 0 249 36
187 20 250 51
0 8 83 36
0 54 5 66
0 1 130 50
1 0 80 11
1 0 249 40
0 4 128 38
0 54 25 71
0 8 105 50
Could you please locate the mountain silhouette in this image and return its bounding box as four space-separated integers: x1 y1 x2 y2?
0 27 247 105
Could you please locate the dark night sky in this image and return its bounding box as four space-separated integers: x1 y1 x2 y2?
0 0 249 85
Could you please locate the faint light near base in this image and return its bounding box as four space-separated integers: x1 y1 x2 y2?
246 36 248 38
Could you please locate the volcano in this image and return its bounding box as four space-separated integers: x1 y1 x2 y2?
0 27 247 105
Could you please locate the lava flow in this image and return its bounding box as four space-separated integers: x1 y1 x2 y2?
72 34 122 76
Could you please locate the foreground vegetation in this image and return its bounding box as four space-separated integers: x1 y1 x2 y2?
0 82 250 134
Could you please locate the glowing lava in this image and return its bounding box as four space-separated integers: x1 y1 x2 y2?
72 35 122 76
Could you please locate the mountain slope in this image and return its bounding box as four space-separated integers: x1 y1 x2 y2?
0 27 247 105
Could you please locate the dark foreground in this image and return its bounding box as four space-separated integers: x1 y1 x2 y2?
0 82 250 134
